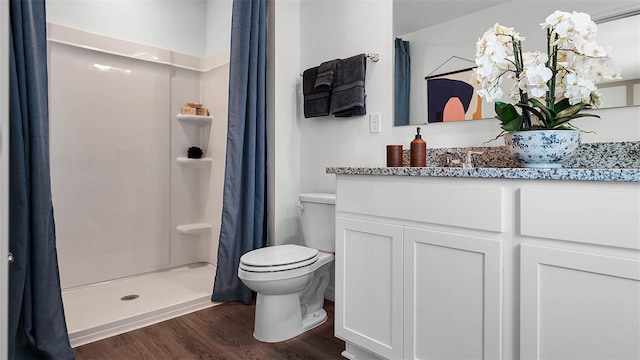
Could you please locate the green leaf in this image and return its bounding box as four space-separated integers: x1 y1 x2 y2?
500 115 524 132
495 101 523 131
495 101 520 122
527 98 554 120
552 113 601 128
573 112 600 119
517 103 549 126
553 98 572 113
556 102 592 118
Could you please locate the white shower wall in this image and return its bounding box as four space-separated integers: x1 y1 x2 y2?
200 63 229 266
48 24 228 289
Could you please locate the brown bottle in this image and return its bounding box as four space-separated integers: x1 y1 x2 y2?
410 127 426 167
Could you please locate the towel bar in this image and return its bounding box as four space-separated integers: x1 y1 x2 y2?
299 53 380 76
365 53 380 62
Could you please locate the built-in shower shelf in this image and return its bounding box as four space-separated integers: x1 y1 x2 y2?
176 114 213 126
176 157 213 168
176 223 212 234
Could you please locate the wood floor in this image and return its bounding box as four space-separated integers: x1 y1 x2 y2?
73 300 346 360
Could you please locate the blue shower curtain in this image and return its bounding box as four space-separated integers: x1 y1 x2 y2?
8 0 74 358
212 0 269 305
394 38 411 126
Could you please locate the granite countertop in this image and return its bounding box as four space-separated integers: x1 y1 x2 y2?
326 166 639 182
326 142 640 183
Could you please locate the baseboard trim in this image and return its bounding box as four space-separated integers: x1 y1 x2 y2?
324 285 335 302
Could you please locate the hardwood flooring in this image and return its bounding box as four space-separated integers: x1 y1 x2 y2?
73 301 345 360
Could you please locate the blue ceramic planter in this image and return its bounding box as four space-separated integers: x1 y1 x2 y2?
504 130 581 168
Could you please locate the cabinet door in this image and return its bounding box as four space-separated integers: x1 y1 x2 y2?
404 227 502 360
335 217 403 360
521 244 640 360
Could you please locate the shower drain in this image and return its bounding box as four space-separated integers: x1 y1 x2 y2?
120 294 140 301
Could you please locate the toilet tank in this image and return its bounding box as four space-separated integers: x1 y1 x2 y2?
299 193 335 252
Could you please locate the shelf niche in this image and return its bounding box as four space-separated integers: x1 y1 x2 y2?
176 114 213 126
176 223 212 235
176 157 213 168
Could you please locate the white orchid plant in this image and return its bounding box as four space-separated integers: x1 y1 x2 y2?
474 10 620 132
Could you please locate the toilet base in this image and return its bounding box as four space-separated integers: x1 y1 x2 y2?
302 308 327 332
252 293 328 343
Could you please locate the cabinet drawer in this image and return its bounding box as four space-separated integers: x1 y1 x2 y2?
520 187 640 249
337 176 504 232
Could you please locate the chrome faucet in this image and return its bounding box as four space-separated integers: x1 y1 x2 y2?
445 150 463 167
445 150 484 168
463 150 484 168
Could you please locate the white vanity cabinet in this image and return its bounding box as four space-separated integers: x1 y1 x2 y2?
334 174 639 360
518 185 640 360
335 218 404 359
403 228 502 360
335 175 506 360
520 244 640 360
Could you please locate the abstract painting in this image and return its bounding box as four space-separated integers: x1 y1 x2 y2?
425 67 483 123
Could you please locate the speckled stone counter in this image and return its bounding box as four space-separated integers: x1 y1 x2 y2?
326 141 640 182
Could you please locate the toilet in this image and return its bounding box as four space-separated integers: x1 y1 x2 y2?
238 193 335 343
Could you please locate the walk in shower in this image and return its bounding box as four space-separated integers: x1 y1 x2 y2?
47 20 229 346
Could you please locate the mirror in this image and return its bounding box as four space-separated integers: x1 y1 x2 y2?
393 0 640 126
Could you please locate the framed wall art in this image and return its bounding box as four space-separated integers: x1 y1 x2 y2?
425 57 483 123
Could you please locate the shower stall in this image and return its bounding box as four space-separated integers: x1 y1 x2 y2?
47 22 229 347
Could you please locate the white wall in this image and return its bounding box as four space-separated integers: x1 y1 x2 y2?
201 63 230 264
270 0 303 246
46 0 233 58
49 41 174 288
206 0 233 56
46 0 207 57
298 0 395 194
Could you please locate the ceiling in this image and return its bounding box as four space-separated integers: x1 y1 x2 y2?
393 0 511 36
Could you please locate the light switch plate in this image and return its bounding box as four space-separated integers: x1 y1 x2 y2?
370 113 381 133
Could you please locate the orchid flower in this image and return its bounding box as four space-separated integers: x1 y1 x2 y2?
474 10 619 131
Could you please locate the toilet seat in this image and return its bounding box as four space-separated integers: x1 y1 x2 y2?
240 244 319 273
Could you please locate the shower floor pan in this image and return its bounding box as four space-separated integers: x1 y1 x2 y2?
62 262 219 347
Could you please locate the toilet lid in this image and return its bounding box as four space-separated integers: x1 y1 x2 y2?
240 244 318 272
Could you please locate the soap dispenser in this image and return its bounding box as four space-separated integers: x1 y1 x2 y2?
410 127 427 167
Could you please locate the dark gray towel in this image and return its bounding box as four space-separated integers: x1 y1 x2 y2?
314 59 340 91
330 54 367 117
303 66 331 118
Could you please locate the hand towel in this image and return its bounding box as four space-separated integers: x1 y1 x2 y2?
303 66 331 118
314 59 340 91
330 54 367 117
